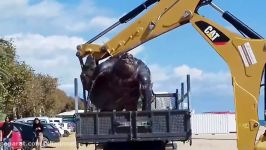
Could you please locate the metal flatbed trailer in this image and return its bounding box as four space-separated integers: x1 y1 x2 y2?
74 75 192 150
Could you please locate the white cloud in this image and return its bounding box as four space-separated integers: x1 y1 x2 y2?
0 0 118 34
149 64 232 97
65 22 88 32
3 33 85 92
5 33 85 58
89 16 117 29
149 64 169 82
65 16 117 32
25 1 63 18
0 0 62 20
0 0 26 9
0 1 26 19
174 65 203 80
58 83 75 95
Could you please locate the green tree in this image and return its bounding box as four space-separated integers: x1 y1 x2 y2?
0 39 15 84
20 74 57 117
53 89 75 113
38 74 58 116
3 62 33 116
18 73 41 117
0 39 79 118
0 39 33 117
0 39 17 114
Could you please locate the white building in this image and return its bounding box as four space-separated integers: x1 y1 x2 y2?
56 110 85 117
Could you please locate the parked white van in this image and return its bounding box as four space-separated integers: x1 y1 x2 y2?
15 116 50 124
49 117 62 124
49 117 71 136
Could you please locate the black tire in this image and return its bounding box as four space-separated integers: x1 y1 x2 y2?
135 141 165 150
42 137 49 148
103 141 165 150
63 130 70 137
103 142 131 150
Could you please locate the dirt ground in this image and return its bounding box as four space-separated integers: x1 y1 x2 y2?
44 127 265 150
43 134 236 150
42 133 93 150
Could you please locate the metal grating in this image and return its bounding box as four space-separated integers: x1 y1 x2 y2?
152 115 167 133
76 110 191 143
79 117 95 135
98 116 112 135
170 114 185 134
152 96 176 110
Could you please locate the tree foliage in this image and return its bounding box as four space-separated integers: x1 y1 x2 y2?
0 39 77 118
0 39 17 112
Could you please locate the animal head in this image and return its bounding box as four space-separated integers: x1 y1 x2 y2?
113 53 138 78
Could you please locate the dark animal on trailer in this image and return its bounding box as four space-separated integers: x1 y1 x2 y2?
74 74 192 150
80 53 153 112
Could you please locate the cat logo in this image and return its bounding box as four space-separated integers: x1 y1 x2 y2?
204 26 221 41
195 21 229 45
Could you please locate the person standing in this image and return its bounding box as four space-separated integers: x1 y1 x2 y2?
0 116 13 150
32 118 44 150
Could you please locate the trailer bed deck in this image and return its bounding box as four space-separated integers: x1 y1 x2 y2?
76 110 191 144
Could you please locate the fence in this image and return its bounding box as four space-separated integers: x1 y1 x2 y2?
191 113 236 134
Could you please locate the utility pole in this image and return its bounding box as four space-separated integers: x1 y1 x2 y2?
74 78 79 114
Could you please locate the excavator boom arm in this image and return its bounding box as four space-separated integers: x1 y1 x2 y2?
77 0 266 149
191 14 266 149
76 0 202 59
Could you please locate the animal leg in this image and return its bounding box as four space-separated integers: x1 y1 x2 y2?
80 55 97 111
138 70 152 111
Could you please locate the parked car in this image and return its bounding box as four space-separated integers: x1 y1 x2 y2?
63 121 76 132
42 123 60 146
49 117 62 124
50 124 61 137
50 123 69 137
60 122 71 134
11 122 36 150
49 118 70 137
15 117 50 124
0 122 23 150
49 117 62 132
12 122 60 149
25 122 62 137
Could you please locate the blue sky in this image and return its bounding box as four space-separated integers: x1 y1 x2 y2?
1 0 265 118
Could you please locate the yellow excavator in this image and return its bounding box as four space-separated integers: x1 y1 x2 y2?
76 0 266 149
